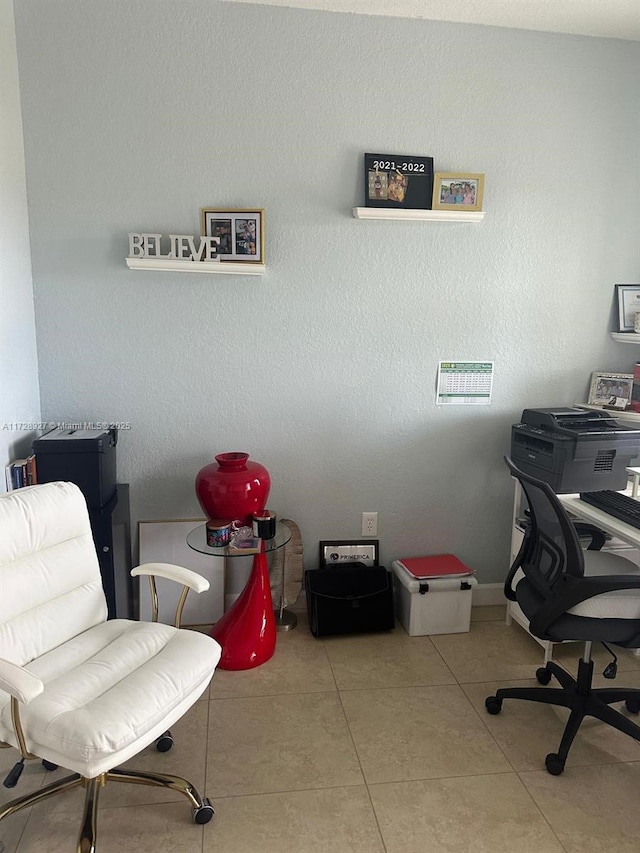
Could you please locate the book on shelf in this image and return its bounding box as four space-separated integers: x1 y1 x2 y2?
4 454 37 491
26 454 37 485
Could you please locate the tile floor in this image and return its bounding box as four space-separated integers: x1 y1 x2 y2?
1 605 639 852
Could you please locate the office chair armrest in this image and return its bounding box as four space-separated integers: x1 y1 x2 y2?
132 563 210 593
132 563 210 628
572 522 609 551
530 574 640 638
0 659 44 705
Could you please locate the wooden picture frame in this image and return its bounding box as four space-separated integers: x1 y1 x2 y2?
201 208 264 263
318 540 379 568
432 172 484 212
587 372 634 410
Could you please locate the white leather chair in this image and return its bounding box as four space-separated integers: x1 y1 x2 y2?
0 482 222 851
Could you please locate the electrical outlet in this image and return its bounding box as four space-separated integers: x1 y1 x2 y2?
361 512 378 537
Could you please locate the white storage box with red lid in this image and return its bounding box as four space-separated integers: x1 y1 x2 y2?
391 554 477 636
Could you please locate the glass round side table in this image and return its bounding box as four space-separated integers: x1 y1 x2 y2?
187 523 291 670
186 522 291 559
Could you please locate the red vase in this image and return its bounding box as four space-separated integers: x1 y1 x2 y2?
210 551 276 670
195 452 270 526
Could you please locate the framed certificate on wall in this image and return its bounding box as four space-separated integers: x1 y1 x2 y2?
364 153 434 209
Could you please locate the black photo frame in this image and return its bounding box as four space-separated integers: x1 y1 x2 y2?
364 153 434 210
318 539 379 567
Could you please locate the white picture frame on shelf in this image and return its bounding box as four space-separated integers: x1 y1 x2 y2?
138 519 224 626
615 284 640 332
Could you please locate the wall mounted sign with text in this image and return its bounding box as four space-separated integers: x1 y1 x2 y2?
436 361 494 406
128 233 220 262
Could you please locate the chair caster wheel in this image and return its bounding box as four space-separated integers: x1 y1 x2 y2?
625 698 640 714
485 696 502 715
156 731 174 752
42 760 58 771
536 667 552 685
193 798 215 824
545 753 565 775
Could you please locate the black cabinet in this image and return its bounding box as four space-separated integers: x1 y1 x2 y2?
89 484 133 619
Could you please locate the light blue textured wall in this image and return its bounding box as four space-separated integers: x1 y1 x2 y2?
13 0 640 580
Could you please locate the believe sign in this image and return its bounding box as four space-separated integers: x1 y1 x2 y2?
128 233 220 262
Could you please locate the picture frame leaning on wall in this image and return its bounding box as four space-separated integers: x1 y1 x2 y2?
587 372 634 410
201 208 265 263
432 172 484 212
615 284 640 332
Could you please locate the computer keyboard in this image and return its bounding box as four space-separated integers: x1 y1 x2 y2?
579 490 640 529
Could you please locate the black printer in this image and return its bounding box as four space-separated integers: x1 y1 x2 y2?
510 407 640 493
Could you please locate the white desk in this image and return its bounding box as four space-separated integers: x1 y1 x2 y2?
559 493 640 550
508 481 640 660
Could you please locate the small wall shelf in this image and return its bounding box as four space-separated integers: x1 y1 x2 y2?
352 207 485 223
126 258 265 276
611 332 640 344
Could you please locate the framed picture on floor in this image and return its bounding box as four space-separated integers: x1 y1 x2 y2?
318 540 379 567
201 208 264 263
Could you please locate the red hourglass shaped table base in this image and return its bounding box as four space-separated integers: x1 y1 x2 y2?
209 551 276 670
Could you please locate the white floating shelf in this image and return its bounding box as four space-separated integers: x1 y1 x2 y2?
352 207 485 222
611 332 640 344
126 258 265 276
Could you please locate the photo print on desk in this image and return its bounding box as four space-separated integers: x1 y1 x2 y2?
201 208 264 263
588 371 634 410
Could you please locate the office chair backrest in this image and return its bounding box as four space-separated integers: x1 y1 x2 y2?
505 456 585 599
0 481 107 668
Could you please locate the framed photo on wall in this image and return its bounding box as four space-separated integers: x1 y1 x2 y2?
201 208 264 263
432 172 484 212
615 284 640 332
587 372 634 410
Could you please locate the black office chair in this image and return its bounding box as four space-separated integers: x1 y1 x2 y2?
486 457 640 775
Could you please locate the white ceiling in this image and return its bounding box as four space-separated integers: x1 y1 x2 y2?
223 0 640 41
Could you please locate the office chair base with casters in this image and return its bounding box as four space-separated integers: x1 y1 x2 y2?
1 766 214 852
490 457 640 776
486 640 640 775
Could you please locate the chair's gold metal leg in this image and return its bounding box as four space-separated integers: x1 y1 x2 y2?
77 775 102 853
106 767 203 810
0 773 81 820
